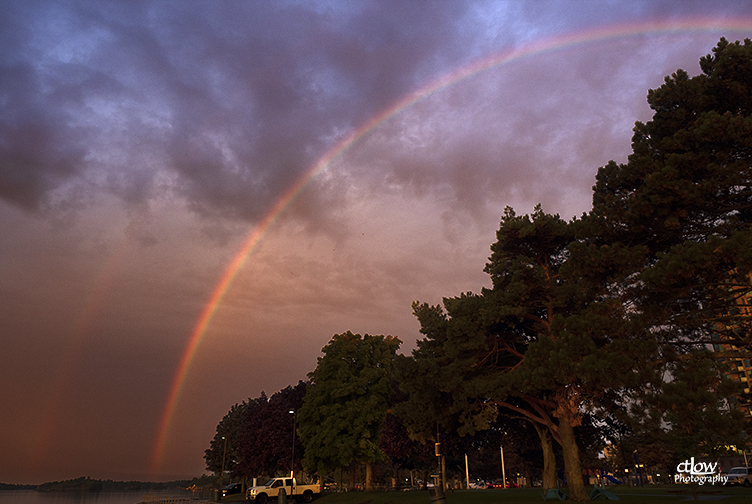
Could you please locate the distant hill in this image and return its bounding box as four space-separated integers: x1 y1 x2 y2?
0 482 35 490
31 475 216 492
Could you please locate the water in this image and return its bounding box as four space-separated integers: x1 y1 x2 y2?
0 490 204 504
0 491 145 504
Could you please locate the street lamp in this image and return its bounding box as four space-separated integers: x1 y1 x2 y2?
219 436 228 500
289 410 296 478
221 436 228 480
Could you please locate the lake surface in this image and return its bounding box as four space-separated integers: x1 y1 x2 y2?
0 490 202 504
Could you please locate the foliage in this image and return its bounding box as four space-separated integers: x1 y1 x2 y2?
35 476 205 492
235 382 307 480
378 412 435 476
397 206 632 500
0 482 35 490
397 38 752 500
589 38 752 352
585 37 752 468
204 382 307 483
298 331 401 491
204 402 247 480
640 352 744 457
613 349 746 491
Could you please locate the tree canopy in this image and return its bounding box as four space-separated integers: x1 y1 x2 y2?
235 382 307 480
589 37 752 351
397 38 752 501
204 401 246 482
297 331 401 491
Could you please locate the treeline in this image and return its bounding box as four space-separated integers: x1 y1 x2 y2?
0 482 35 490
34 475 215 493
206 38 752 501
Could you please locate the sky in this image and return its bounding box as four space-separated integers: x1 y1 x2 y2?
1 0 751 485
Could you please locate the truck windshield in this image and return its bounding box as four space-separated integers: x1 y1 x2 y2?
265 479 277 487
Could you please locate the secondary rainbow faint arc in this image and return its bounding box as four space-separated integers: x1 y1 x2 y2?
149 18 752 475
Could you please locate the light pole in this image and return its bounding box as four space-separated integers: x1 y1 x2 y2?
289 410 296 478
633 450 643 487
500 446 507 489
219 435 228 500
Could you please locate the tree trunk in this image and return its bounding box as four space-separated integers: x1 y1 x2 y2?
349 463 357 491
558 414 588 501
534 422 557 490
441 455 447 492
365 461 374 492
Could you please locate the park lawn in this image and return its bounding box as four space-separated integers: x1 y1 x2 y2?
219 494 246 502
314 485 752 504
217 485 752 503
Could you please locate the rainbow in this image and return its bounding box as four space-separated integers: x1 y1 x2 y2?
149 18 752 475
31 241 130 467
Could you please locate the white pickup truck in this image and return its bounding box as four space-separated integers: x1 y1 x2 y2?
246 477 320 503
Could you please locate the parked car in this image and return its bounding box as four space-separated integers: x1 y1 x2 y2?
222 482 243 496
725 467 752 487
246 477 320 503
487 479 517 488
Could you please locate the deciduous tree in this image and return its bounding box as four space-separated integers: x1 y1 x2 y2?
298 331 400 491
205 402 247 483
235 382 307 480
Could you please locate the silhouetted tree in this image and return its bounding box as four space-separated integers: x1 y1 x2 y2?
205 402 246 484
235 382 307 480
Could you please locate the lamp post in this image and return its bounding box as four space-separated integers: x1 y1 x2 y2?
219 435 228 500
289 410 296 478
633 450 643 487
500 446 507 489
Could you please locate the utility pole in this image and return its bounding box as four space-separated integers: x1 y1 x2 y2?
219 436 228 500
289 410 296 478
465 454 470 489
500 446 507 489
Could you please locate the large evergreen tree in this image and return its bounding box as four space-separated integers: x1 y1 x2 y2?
584 37 752 463
399 38 752 500
399 207 636 501
589 38 752 352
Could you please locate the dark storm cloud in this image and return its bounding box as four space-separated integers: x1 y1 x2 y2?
0 62 88 210
3 0 747 224
0 0 475 222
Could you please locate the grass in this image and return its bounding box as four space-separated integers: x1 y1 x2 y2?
313 486 752 504
218 485 752 503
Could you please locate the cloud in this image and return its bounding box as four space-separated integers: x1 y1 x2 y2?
2 0 747 230
0 62 88 210
0 0 481 226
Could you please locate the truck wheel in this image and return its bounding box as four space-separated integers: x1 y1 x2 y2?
256 493 268 504
301 490 313 503
744 479 750 488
